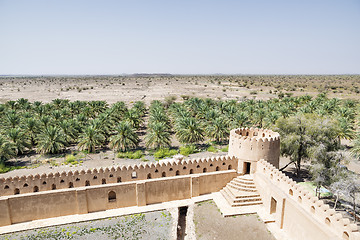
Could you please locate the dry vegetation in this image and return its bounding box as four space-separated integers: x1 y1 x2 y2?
1 75 359 104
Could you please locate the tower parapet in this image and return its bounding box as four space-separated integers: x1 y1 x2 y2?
228 127 280 174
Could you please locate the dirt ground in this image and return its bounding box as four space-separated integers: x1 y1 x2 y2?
0 211 173 240
1 75 359 105
193 200 275 240
0 149 227 179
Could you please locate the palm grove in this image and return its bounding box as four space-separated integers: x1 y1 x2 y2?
0 95 360 191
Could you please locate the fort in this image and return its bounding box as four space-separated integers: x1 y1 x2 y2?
0 127 359 240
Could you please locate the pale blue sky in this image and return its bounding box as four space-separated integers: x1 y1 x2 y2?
0 0 359 75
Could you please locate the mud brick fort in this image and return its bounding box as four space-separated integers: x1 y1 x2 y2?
0 128 359 240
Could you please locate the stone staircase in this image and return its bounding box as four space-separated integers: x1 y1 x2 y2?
220 175 263 207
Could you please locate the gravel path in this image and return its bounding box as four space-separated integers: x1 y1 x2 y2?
194 200 275 240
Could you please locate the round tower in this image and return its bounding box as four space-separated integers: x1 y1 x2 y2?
228 127 280 174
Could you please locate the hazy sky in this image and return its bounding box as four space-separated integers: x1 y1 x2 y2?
0 0 359 75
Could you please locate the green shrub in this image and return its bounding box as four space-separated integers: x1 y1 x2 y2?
220 146 228 152
0 162 24 173
154 148 178 160
65 154 77 163
180 145 197 156
64 154 78 165
207 146 217 153
117 150 144 159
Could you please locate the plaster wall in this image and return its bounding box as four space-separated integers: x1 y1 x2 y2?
228 128 280 169
0 156 237 197
254 159 360 240
0 170 236 227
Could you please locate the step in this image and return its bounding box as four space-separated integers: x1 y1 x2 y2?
226 187 260 199
231 201 263 207
231 180 256 189
221 188 262 207
233 196 262 203
233 178 256 185
220 189 234 205
236 175 254 181
222 187 236 200
228 183 257 192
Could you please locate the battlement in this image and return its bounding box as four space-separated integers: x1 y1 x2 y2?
231 127 280 142
228 127 280 169
257 159 360 240
0 155 237 197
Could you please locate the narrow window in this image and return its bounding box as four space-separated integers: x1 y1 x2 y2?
52 184 56 190
155 169 159 173
108 191 116 202
33 186 39 192
14 188 20 195
203 168 207 173
311 206 315 213
85 180 90 186
23 183 28 187
190 169 194 174
162 172 166 177
176 170 180 176
102 179 106 184
60 179 65 183
117 177 122 183
196 165 200 168
69 182 74 188
147 173 152 179
228 165 232 170
216 166 220 171
270 197 277 214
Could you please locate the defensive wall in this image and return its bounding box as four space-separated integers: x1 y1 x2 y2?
228 127 280 173
0 156 237 226
255 159 360 240
0 156 237 196
1 127 359 240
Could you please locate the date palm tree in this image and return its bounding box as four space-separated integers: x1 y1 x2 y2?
7 128 30 155
351 134 360 160
0 136 16 162
109 121 139 152
37 126 66 154
124 108 144 130
145 122 171 149
77 125 105 153
175 117 204 144
205 117 229 143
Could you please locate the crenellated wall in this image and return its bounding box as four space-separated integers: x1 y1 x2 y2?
228 127 280 173
0 156 237 197
0 170 237 227
254 159 360 240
